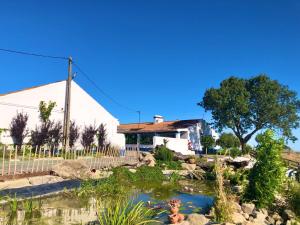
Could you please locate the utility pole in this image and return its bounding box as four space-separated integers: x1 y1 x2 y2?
63 57 72 152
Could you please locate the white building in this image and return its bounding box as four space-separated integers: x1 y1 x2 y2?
118 115 219 155
0 80 125 148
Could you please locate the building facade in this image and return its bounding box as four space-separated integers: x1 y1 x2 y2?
0 80 125 148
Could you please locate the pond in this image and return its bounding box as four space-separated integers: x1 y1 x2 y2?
0 180 215 225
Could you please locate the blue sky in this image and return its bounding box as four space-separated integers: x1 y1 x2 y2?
0 0 299 150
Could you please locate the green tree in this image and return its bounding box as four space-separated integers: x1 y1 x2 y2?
200 135 215 155
39 101 56 123
217 133 240 149
243 130 286 208
199 75 300 152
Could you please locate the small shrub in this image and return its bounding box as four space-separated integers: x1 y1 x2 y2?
229 147 241 158
135 165 164 183
243 130 286 208
156 160 182 170
154 145 174 161
288 182 300 217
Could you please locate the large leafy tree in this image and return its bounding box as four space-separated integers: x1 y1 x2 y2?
217 133 240 149
69 121 80 148
199 75 300 152
97 123 107 151
81 124 97 150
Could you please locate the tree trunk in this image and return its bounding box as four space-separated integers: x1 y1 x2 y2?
240 141 246 154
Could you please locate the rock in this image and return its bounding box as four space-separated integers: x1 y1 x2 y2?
266 216 275 225
242 213 250 220
283 210 296 221
275 220 283 225
139 152 156 167
232 185 243 194
181 163 196 171
241 203 255 214
232 212 247 224
230 156 251 169
28 175 64 185
90 170 112 179
129 169 136 173
175 221 190 225
272 213 282 221
259 208 268 216
0 178 31 190
230 201 242 213
186 213 210 225
188 170 205 180
252 211 267 224
52 160 91 179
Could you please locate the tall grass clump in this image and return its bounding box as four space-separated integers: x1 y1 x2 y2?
243 130 285 208
97 200 158 225
212 158 233 223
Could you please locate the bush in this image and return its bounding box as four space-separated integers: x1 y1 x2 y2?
154 145 174 161
229 147 241 158
243 130 286 208
156 160 182 170
288 182 300 217
135 166 164 183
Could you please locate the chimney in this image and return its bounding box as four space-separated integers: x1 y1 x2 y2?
154 115 164 124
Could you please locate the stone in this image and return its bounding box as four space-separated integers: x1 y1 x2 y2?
253 211 267 221
230 201 242 213
181 163 196 171
242 213 250 220
52 160 91 179
90 170 112 179
186 213 210 225
272 213 282 221
241 203 255 214
283 210 296 221
231 212 247 224
232 185 243 194
259 208 268 216
0 178 31 190
266 216 275 225
129 169 136 173
188 170 205 180
175 221 191 225
28 175 64 185
140 152 156 167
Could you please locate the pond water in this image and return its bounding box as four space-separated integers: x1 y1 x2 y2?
0 180 215 225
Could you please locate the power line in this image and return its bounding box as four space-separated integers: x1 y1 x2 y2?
0 48 68 60
0 102 64 113
73 62 139 114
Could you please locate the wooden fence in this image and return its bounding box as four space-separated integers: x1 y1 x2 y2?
0 145 139 177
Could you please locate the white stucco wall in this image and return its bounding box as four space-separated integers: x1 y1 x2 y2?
0 80 125 148
153 136 195 155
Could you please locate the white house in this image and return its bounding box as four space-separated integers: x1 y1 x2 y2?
0 80 125 148
118 115 219 155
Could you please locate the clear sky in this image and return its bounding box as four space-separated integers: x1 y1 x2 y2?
0 0 299 150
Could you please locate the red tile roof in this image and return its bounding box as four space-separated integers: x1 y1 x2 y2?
118 119 202 133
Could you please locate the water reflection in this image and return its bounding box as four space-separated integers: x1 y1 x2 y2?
0 180 214 225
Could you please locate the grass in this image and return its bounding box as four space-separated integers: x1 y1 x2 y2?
97 200 159 225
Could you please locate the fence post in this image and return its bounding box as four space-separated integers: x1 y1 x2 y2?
8 146 12 176
13 146 18 175
32 146 38 173
36 147 42 172
27 146 32 173
41 148 46 172
20 145 25 174
2 145 6 176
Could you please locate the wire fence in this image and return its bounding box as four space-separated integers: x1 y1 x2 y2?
0 145 139 177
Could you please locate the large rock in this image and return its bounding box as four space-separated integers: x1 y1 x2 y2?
230 201 242 213
52 160 91 179
186 213 210 225
139 152 156 167
241 203 255 214
231 212 247 224
181 163 196 171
